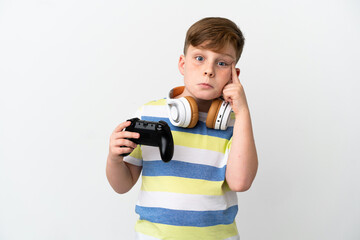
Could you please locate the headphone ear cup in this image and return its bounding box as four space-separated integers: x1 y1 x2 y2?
206 99 223 129
184 96 199 128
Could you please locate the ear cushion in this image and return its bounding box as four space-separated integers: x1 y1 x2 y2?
184 96 199 128
206 99 223 129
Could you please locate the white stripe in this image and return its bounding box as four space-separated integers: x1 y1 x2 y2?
142 105 168 118
137 190 238 211
224 235 240 240
136 232 161 240
123 156 143 166
198 111 208 122
174 145 227 168
136 231 239 240
141 145 227 168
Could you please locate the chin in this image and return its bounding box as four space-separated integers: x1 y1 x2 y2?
189 86 221 101
195 94 220 101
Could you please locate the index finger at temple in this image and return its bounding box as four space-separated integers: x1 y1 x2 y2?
232 63 240 84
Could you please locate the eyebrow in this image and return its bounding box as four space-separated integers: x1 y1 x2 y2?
221 53 235 60
191 49 235 60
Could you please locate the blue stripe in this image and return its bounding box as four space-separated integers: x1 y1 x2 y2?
142 160 226 181
141 116 233 140
135 205 238 227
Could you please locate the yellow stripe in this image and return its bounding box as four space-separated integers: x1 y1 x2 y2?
135 220 238 240
144 99 166 106
173 131 229 153
129 145 142 159
141 176 230 196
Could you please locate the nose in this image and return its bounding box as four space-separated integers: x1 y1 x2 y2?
204 71 214 77
204 64 215 77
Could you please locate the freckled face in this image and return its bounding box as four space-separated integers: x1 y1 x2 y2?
178 44 236 101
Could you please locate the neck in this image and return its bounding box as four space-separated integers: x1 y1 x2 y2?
196 99 212 113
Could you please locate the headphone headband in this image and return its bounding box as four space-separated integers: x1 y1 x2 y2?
169 86 185 99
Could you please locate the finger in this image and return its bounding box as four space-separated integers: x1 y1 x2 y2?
222 84 243 102
222 90 231 103
114 131 140 140
231 63 241 84
222 84 237 96
114 139 138 149
115 146 135 156
222 82 236 91
222 84 233 100
113 121 131 133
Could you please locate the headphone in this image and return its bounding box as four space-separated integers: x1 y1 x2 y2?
166 86 232 130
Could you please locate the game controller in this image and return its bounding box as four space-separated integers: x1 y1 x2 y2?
121 118 174 162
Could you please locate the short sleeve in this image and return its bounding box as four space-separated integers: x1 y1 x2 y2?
223 137 233 164
226 137 233 151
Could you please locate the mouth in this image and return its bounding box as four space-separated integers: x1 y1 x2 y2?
198 83 213 89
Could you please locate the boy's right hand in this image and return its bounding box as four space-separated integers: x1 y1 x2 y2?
108 121 140 162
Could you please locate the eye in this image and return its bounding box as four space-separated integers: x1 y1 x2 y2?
195 56 204 61
218 61 228 67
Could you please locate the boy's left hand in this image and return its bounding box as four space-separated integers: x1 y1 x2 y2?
222 63 249 115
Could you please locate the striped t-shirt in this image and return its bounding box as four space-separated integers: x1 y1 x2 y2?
124 98 239 240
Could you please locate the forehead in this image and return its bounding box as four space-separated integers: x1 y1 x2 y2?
188 43 236 59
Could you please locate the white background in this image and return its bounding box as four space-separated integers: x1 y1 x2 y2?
1 0 359 239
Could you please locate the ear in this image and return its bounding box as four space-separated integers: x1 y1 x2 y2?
236 68 240 77
178 55 185 76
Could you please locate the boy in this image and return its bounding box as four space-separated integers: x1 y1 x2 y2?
106 17 258 240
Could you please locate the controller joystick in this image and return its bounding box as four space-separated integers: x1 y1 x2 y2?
121 118 174 162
